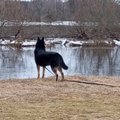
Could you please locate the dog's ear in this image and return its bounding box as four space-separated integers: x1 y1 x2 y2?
37 37 40 41
41 37 45 46
41 37 44 41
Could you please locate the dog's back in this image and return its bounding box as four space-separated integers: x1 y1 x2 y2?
34 37 68 69
34 37 68 81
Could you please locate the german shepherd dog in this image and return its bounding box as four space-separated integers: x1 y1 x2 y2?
34 37 68 81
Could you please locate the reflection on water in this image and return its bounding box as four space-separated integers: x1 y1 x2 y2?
0 45 120 80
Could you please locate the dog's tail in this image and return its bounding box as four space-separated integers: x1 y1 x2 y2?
60 57 68 70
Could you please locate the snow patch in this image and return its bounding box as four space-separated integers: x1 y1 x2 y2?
113 39 120 46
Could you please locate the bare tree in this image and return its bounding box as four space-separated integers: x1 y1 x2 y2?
65 0 120 39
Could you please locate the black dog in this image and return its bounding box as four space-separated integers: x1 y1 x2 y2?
34 37 68 81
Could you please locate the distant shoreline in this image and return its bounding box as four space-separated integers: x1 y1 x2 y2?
0 38 118 47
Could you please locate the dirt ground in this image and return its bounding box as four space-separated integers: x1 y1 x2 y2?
0 76 120 120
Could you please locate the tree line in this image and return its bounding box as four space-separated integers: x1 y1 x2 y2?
0 0 120 39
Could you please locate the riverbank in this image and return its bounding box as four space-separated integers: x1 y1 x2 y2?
0 38 118 47
0 76 120 119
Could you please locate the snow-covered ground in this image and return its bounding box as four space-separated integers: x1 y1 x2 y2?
113 39 120 46
0 21 79 27
0 38 117 47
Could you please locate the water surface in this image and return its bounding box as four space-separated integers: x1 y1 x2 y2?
0 45 120 80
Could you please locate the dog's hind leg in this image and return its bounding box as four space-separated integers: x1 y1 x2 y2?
58 67 64 81
52 67 58 81
37 65 40 79
42 67 45 78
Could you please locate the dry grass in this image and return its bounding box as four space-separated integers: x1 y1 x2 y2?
0 76 120 120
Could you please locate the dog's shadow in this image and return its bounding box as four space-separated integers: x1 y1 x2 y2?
64 79 120 88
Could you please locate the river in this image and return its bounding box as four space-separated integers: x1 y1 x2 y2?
0 45 120 80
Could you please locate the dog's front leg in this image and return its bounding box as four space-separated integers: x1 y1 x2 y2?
42 67 45 78
37 65 40 79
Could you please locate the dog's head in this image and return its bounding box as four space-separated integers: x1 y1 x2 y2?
35 37 45 50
